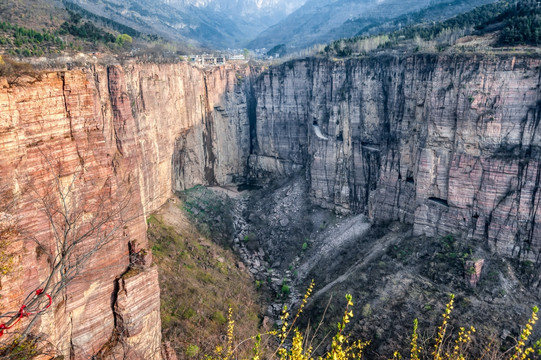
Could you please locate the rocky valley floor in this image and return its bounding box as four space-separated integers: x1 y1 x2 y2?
151 176 541 359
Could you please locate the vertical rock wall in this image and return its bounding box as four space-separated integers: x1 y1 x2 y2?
0 61 251 358
251 55 541 259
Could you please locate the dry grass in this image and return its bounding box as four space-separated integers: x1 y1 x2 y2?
0 56 41 85
148 199 263 360
0 0 67 31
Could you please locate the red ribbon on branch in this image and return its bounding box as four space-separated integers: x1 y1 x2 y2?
0 288 52 337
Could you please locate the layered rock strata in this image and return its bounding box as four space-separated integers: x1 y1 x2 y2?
0 62 251 358
250 55 541 259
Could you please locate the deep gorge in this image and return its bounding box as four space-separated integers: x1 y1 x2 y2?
1 53 541 357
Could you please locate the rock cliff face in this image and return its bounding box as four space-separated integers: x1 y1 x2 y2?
1 53 540 357
0 62 251 358
250 55 541 260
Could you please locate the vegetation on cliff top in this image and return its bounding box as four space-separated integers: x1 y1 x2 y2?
0 10 135 57
0 0 195 59
323 1 541 57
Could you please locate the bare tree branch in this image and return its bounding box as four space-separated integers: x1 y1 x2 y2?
0 146 143 356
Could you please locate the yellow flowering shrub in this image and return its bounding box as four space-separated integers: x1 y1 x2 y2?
205 286 540 360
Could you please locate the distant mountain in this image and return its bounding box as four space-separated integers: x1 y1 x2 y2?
0 0 504 53
321 0 538 58
247 0 499 51
333 0 500 41
0 0 68 30
64 0 305 49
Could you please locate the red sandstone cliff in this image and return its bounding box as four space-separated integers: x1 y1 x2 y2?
0 62 251 358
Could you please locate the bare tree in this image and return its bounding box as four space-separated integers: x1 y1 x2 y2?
0 148 139 356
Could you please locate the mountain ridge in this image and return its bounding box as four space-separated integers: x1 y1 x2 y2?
63 0 305 49
248 0 499 51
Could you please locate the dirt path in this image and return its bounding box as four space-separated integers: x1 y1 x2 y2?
297 214 371 280
309 225 412 302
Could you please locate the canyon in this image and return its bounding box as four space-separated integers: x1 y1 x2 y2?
0 53 540 357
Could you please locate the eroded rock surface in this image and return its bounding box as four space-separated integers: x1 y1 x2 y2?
250 55 541 260
0 62 252 358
